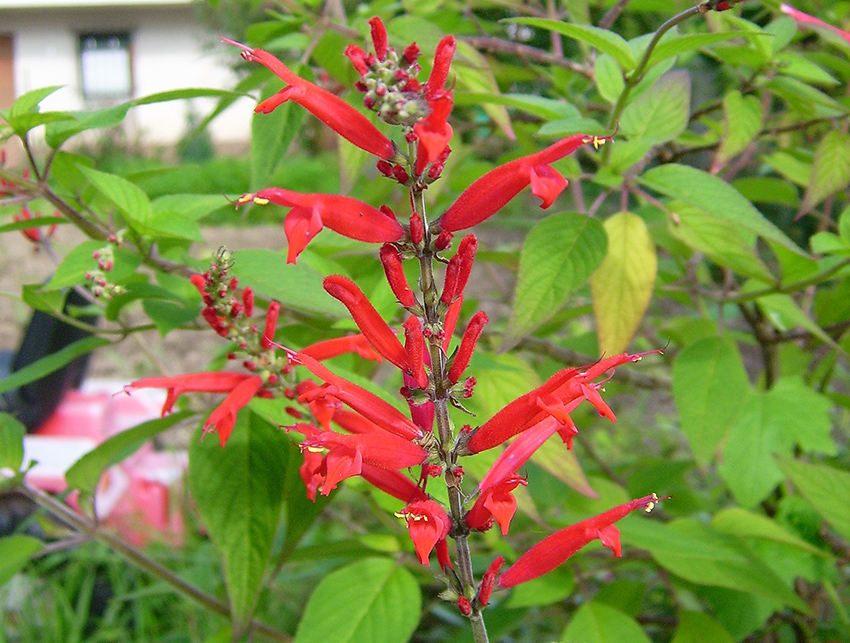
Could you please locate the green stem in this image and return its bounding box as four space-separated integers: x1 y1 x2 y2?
603 4 704 162
411 180 488 643
16 480 291 643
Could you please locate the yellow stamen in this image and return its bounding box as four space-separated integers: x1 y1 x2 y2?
253 197 270 206
237 194 254 204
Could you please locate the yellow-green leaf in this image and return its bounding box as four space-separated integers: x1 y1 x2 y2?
591 212 657 355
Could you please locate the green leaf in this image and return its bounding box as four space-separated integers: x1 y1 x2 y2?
132 87 244 106
188 410 287 635
229 249 341 317
712 508 827 556
640 164 803 254
801 131 850 215
507 18 635 70
591 212 657 355
0 536 43 587
619 518 809 611
753 292 840 350
143 299 200 336
143 212 204 241
454 93 580 121
561 602 651 643
776 51 840 86
647 32 768 70
620 71 690 143
531 437 597 498
293 558 421 643
733 177 799 209
777 456 850 542
151 194 228 220
66 411 193 495
0 336 110 396
45 240 141 290
44 103 131 148
505 567 574 608
671 337 751 468
454 41 514 140
669 201 775 282
720 379 834 508
7 112 75 135
7 85 63 118
251 69 305 190
595 54 625 104
536 117 609 138
505 213 607 349
77 165 153 225
671 611 734 643
713 91 763 170
0 414 26 471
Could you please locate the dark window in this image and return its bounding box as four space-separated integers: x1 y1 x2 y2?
79 33 131 101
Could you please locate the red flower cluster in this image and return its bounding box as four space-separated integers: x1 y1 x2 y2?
127 18 662 628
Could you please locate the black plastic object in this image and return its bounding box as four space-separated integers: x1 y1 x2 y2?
0 289 96 431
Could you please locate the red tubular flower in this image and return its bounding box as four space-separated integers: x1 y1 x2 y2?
291 350 423 441
299 448 325 501
780 3 850 44
369 16 389 60
441 236 478 304
225 39 396 160
442 296 464 352
360 464 428 504
465 474 526 535
236 188 404 264
498 494 662 589
324 275 410 372
126 372 263 417
296 425 429 494
409 211 424 246
380 244 417 308
204 375 265 446
260 301 280 349
14 206 57 244
438 135 609 233
300 334 382 362
466 416 573 534
403 316 429 389
344 44 370 75
396 499 452 565
457 596 472 616
478 556 505 606
242 287 254 317
461 352 649 454
424 36 457 100
414 93 453 173
448 311 488 384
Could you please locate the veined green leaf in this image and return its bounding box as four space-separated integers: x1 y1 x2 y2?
777 456 850 542
294 558 421 643
77 165 153 224
640 164 803 254
712 507 827 556
454 41 514 140
647 32 771 70
189 411 287 636
561 602 651 643
713 90 763 171
454 92 580 121
801 131 850 215
595 54 625 105
505 213 607 349
591 212 657 355
506 18 635 70
620 71 690 143
669 201 774 282
6 85 63 120
672 337 752 468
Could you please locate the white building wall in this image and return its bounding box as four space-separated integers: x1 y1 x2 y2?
0 2 252 150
